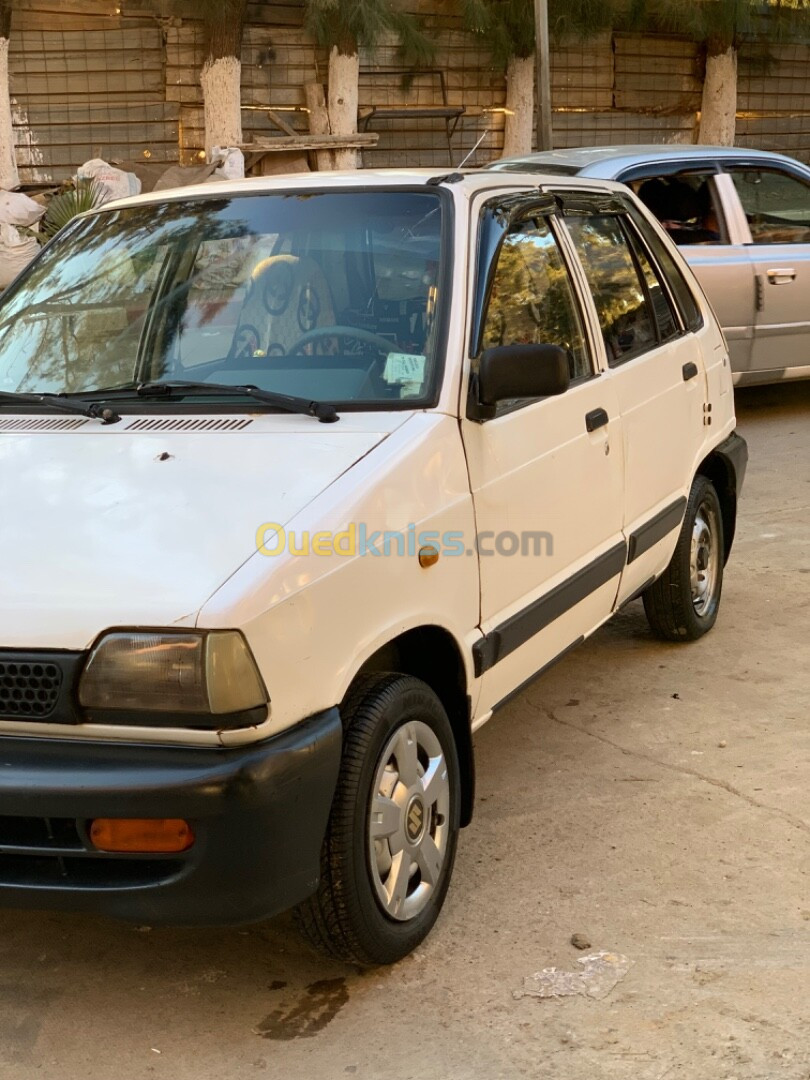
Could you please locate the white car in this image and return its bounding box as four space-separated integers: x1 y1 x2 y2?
0 169 747 966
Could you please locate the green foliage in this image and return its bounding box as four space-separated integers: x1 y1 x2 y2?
628 0 810 53
304 0 435 65
462 0 619 67
549 0 620 43
38 179 108 244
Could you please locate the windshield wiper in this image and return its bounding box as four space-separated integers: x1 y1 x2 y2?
0 390 121 424
131 381 339 423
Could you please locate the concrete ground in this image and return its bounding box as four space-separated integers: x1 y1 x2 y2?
1 383 808 1080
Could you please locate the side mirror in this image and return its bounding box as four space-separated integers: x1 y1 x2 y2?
471 343 570 419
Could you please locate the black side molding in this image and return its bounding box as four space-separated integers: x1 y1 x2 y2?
473 540 627 676
490 637 584 714
627 497 687 564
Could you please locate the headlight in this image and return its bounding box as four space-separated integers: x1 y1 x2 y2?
78 630 268 729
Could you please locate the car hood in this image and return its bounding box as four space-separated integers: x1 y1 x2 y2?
0 412 408 649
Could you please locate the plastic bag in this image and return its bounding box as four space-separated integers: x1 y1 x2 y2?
0 190 45 228
77 158 142 203
0 191 45 287
211 146 245 181
515 952 634 1001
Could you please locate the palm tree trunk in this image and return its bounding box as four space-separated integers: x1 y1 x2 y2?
0 0 19 190
699 45 737 146
201 0 248 157
327 45 359 171
503 54 535 157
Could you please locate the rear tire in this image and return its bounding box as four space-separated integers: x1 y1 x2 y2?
295 673 460 967
643 474 724 642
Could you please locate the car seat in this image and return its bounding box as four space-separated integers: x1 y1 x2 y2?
231 254 336 362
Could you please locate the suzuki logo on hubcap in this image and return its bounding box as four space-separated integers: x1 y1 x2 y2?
406 796 425 843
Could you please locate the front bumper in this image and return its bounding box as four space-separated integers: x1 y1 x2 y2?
0 708 342 925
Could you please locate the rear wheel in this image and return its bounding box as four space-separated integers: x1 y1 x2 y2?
643 474 724 641
295 673 460 966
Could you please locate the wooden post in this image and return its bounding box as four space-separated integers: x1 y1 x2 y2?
533 0 552 151
304 81 334 171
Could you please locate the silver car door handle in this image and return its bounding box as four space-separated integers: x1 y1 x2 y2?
766 268 797 284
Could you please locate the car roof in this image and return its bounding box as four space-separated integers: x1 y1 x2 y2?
93 167 631 214
489 144 806 179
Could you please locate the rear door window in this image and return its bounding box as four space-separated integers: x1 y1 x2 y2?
634 173 725 246
565 214 658 365
628 206 703 332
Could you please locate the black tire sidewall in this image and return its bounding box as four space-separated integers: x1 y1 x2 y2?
338 676 461 965
674 475 725 637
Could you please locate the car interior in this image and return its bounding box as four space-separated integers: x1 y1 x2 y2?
634 174 726 245
169 211 441 403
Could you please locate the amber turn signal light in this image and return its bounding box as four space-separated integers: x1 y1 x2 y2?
89 818 195 853
418 545 440 568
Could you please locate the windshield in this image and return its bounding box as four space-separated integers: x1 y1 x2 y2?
0 189 447 409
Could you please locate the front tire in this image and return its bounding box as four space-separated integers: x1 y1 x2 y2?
643 474 724 641
295 673 461 966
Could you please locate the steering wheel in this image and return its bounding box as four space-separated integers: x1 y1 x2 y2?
288 325 396 355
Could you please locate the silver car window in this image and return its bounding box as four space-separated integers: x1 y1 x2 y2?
728 168 810 245
634 173 725 246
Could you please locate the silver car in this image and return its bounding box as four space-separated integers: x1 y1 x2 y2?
490 145 810 387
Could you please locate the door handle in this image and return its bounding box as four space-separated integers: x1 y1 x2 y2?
682 361 699 382
585 407 609 432
766 267 797 284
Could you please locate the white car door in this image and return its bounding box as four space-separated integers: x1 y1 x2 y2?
562 199 709 604
461 193 625 715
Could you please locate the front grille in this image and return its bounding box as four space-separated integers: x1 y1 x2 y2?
0 815 80 850
0 852 182 887
0 650 84 724
0 816 184 888
0 659 63 718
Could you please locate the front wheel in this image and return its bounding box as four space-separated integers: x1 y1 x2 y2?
643 474 724 641
295 673 460 966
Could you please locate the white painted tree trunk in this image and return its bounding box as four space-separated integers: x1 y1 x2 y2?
201 54 243 158
699 47 737 146
327 47 359 171
0 37 19 190
304 81 334 172
503 54 535 158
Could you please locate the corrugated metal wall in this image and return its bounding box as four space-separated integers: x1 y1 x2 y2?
8 0 810 182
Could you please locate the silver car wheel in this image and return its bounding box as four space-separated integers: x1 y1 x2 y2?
690 499 720 616
368 720 451 922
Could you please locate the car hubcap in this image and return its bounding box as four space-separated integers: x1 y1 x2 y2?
690 500 719 616
368 721 450 922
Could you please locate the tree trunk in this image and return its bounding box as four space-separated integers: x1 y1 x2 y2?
0 0 19 191
200 0 247 158
201 56 243 155
327 46 359 171
699 46 737 147
304 81 334 172
503 54 534 158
